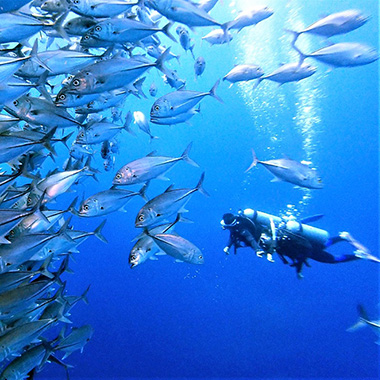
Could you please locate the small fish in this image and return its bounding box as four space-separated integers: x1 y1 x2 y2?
135 173 209 228
113 142 198 185
194 56 206 79
133 111 158 140
245 149 323 189
202 29 232 45
149 82 157 97
178 27 195 59
347 304 380 344
223 64 264 86
163 69 186 90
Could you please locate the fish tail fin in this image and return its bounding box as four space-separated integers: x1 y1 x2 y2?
162 22 176 42
209 79 223 103
58 131 74 149
155 47 171 75
220 22 232 43
39 255 54 279
41 127 58 156
124 111 136 136
245 148 259 172
196 172 210 197
52 11 72 44
284 29 301 47
133 77 147 99
31 192 49 224
181 142 199 167
139 181 149 202
94 220 108 243
80 285 91 305
30 39 51 73
347 304 370 332
190 44 195 60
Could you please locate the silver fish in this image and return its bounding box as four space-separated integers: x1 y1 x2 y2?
148 231 204 264
133 111 158 140
253 62 316 88
228 6 274 32
113 142 198 185
246 148 323 189
287 9 368 44
293 42 379 68
150 80 221 124
194 56 206 79
67 0 138 17
149 82 157 96
55 324 94 359
63 16 97 36
347 305 380 344
202 29 232 45
223 64 264 86
77 186 146 217
135 172 209 228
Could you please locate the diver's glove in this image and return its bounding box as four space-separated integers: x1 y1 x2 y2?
223 246 230 255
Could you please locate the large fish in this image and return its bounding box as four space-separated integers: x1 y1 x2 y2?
55 324 94 359
147 229 204 264
286 9 368 44
246 149 323 189
135 173 209 228
81 19 175 47
228 6 274 32
223 64 264 87
293 42 378 68
113 142 198 185
253 62 316 89
129 223 176 268
77 186 147 217
67 0 138 17
150 80 222 124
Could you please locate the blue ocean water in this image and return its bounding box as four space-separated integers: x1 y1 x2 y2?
36 0 379 379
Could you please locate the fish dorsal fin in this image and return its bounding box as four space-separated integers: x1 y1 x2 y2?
146 150 157 157
164 184 174 192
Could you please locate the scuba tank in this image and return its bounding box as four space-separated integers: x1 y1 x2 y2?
242 208 329 247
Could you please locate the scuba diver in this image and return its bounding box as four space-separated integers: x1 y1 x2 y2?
221 209 380 278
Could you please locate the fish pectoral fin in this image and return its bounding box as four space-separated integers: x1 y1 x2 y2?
155 251 166 256
156 174 170 181
175 259 184 263
270 177 282 182
149 256 159 261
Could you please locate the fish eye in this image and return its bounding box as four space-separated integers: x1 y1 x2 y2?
115 173 122 179
198 255 203 260
83 35 90 40
83 204 89 211
59 93 66 100
95 26 102 32
73 79 80 87
138 215 144 222
79 131 85 137
318 178 322 183
13 100 18 106
27 197 32 205
154 105 160 111
73 0 79 3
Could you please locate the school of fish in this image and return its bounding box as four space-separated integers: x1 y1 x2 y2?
0 0 377 377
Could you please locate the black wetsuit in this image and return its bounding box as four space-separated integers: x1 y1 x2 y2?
224 215 263 254
275 229 359 275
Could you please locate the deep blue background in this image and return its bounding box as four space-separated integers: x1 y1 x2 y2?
40 0 379 378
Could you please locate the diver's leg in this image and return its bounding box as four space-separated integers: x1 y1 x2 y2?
310 250 359 264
